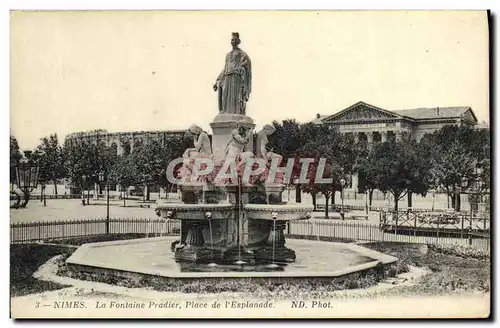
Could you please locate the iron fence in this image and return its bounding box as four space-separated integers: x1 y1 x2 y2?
317 203 486 215
10 215 490 251
286 219 490 251
9 194 84 201
10 218 181 244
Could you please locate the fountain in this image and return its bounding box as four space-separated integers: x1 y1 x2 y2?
65 32 397 280
157 121 313 265
154 32 313 266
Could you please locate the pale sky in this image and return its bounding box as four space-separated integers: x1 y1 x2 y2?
10 10 489 150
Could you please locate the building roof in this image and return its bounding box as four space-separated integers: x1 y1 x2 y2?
393 106 471 120
475 121 490 130
312 114 329 124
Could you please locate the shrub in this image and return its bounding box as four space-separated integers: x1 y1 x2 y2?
428 244 490 260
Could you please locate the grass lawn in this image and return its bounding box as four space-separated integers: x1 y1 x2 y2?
10 234 150 297
362 242 490 296
10 235 490 298
10 244 74 297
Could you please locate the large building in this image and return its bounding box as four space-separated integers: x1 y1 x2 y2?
312 101 478 143
64 129 188 195
64 129 187 155
312 101 481 194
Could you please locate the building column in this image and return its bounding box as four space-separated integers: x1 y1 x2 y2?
366 132 373 148
381 131 387 143
395 131 402 142
117 138 124 155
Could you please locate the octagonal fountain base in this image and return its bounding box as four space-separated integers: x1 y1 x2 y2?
65 236 397 280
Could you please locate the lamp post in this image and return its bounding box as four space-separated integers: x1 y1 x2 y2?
365 189 369 216
460 176 485 245
81 175 87 205
454 182 461 212
41 183 47 207
99 171 110 235
13 159 40 208
340 178 346 220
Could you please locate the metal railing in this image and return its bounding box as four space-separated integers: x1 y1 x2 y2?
10 218 181 244
10 215 490 251
317 203 489 215
286 218 490 251
9 194 83 201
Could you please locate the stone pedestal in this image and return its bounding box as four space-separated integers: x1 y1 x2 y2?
175 222 216 262
253 221 296 263
209 113 255 163
266 184 285 204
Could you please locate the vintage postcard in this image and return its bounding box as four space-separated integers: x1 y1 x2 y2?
9 10 490 319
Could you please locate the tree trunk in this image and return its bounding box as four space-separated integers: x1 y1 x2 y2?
53 180 58 195
312 193 317 211
324 194 329 219
369 189 373 206
331 190 336 205
455 194 461 212
295 184 301 203
123 190 126 207
146 185 150 201
407 191 413 208
393 192 399 212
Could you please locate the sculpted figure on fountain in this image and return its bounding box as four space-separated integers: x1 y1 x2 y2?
224 123 253 160
180 124 213 182
255 124 283 167
183 124 212 160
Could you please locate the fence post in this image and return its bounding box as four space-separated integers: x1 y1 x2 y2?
413 211 417 237
395 211 398 236
436 214 440 243
461 215 464 240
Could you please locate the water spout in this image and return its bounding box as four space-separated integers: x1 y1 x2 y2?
207 212 218 267
266 212 278 269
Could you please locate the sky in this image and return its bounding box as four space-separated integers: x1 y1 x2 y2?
10 10 489 150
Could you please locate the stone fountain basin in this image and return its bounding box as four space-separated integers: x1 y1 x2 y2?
244 204 314 221
156 203 233 220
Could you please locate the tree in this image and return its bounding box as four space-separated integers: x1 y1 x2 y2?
33 134 66 195
267 119 303 202
64 142 100 192
133 136 188 200
421 125 490 211
355 148 377 207
109 155 139 207
298 125 358 218
10 136 22 185
364 139 430 212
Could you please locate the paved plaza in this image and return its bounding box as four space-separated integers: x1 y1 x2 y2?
10 190 466 225
10 199 158 224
